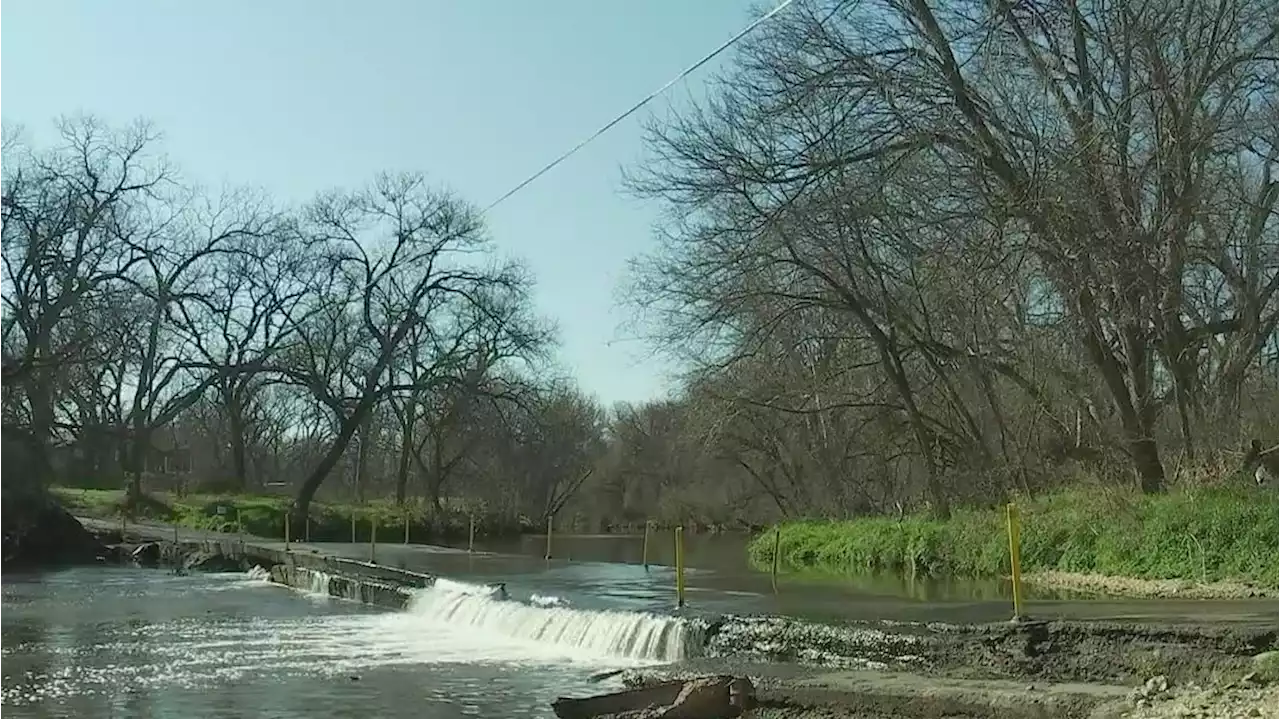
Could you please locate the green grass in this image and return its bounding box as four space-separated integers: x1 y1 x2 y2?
51 487 526 542
748 486 1279 587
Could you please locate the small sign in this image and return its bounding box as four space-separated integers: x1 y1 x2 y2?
216 506 228 516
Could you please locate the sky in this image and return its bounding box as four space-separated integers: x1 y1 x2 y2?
1 0 766 405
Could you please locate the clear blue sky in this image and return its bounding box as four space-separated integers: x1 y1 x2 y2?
2 0 764 405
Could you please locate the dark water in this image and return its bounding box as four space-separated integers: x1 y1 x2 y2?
401 532 1276 626
1 568 643 719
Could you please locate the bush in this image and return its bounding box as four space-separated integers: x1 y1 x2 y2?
748 486 1279 587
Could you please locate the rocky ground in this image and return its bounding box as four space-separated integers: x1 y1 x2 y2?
606 636 1280 719
704 614 1277 687
1093 666 1279 719
605 665 1279 719
1122 684 1278 719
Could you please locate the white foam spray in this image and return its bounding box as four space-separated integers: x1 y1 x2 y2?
406 578 692 662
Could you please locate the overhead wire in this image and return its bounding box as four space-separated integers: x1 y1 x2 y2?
482 0 798 213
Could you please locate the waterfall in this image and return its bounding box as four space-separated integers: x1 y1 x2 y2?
406 578 694 662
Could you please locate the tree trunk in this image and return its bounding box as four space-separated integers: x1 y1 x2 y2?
22 371 57 488
355 416 371 503
1129 433 1166 494
851 302 951 519
291 410 366 525
227 396 249 492
427 440 445 515
126 426 151 503
1078 291 1167 494
394 398 415 504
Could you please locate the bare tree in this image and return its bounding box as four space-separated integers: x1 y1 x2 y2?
114 186 279 499
180 221 309 491
277 172 541 523
624 0 1277 508
1 118 169 487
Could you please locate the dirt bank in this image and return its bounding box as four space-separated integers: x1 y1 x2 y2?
620 654 1280 719
617 618 1280 718
619 664 1132 718
2 489 107 571
1025 571 1277 600
707 615 1277 685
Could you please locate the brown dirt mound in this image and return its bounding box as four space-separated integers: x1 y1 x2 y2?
2 490 107 570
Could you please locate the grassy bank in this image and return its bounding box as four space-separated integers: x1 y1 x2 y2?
51 487 527 543
748 486 1278 589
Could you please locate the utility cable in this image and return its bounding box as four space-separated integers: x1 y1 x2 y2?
482 0 798 213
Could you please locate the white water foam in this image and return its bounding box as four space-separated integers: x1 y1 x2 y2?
302 569 334 597
434 578 505 598
406 578 692 662
529 594 568 608
3 568 651 710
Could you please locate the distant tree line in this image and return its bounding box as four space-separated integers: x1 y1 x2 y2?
3 0 1275 531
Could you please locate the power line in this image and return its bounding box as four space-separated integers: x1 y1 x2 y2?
483 0 798 213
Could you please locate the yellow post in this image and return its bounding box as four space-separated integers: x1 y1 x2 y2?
771 525 782 584
675 526 686 608
370 514 378 563
468 515 476 553
403 508 410 545
1006 503 1025 620
350 511 357 544
641 521 652 570
544 516 553 560
284 510 291 551
305 515 311 543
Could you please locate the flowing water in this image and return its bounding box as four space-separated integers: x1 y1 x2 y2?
7 530 1275 718
1 567 685 719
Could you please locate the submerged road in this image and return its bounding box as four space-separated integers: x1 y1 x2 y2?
84 517 1278 628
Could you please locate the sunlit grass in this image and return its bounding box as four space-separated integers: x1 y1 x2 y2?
748 486 1278 587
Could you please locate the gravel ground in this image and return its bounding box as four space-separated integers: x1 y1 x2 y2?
1119 684 1277 719
1094 661 1279 719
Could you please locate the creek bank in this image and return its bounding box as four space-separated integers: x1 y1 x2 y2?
706 615 1277 686
641 618 1279 718
617 664 1131 719
751 487 1279 592
618 667 1280 719
2 489 108 571
1024 571 1277 600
